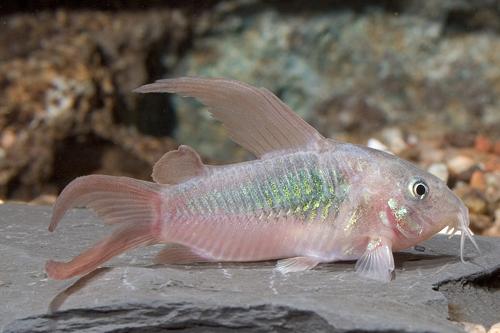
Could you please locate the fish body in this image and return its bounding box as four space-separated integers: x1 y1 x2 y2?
164 148 348 263
46 77 479 282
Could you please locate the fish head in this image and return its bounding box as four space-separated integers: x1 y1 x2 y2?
367 149 479 260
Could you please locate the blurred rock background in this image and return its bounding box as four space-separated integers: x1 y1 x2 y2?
0 0 499 235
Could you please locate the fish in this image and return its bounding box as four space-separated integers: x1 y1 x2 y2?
45 77 480 282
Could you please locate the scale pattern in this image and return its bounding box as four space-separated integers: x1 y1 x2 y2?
174 152 350 223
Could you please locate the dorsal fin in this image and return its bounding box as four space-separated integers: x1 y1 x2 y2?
134 77 325 157
152 145 207 184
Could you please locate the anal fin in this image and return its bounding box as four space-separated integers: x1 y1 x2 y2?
46 223 156 280
154 243 212 264
355 238 395 282
275 256 321 274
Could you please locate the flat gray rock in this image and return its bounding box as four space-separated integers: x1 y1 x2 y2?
1 203 499 333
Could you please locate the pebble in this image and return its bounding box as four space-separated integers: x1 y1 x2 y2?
462 322 487 333
367 138 392 154
489 322 500 333
29 194 57 205
447 155 475 176
381 128 407 154
0 129 16 149
484 209 500 235
469 213 493 232
484 224 500 237
428 163 448 182
446 132 475 148
420 148 445 164
470 170 486 190
494 141 500 156
463 192 488 215
406 133 418 146
474 135 492 153
484 156 500 172
484 172 500 188
484 172 500 202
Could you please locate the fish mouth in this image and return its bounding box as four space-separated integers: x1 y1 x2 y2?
445 203 481 263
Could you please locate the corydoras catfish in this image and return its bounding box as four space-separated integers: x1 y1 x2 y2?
46 77 480 282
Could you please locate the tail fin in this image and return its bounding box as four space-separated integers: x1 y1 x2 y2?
46 175 164 280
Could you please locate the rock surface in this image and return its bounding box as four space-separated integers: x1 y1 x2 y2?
1 203 499 333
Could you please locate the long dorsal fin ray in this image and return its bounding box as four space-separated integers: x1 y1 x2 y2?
152 145 207 184
134 77 325 157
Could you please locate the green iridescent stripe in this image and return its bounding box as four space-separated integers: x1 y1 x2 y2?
185 161 348 222
250 166 346 222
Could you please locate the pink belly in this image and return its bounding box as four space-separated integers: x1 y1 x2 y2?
162 216 339 262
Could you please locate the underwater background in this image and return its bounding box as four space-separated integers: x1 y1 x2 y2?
0 0 499 236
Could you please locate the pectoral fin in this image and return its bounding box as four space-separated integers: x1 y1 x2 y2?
275 256 321 274
355 238 395 282
135 77 325 157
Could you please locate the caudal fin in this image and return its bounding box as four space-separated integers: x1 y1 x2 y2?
46 175 164 280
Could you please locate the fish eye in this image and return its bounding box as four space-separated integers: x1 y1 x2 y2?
410 179 428 200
